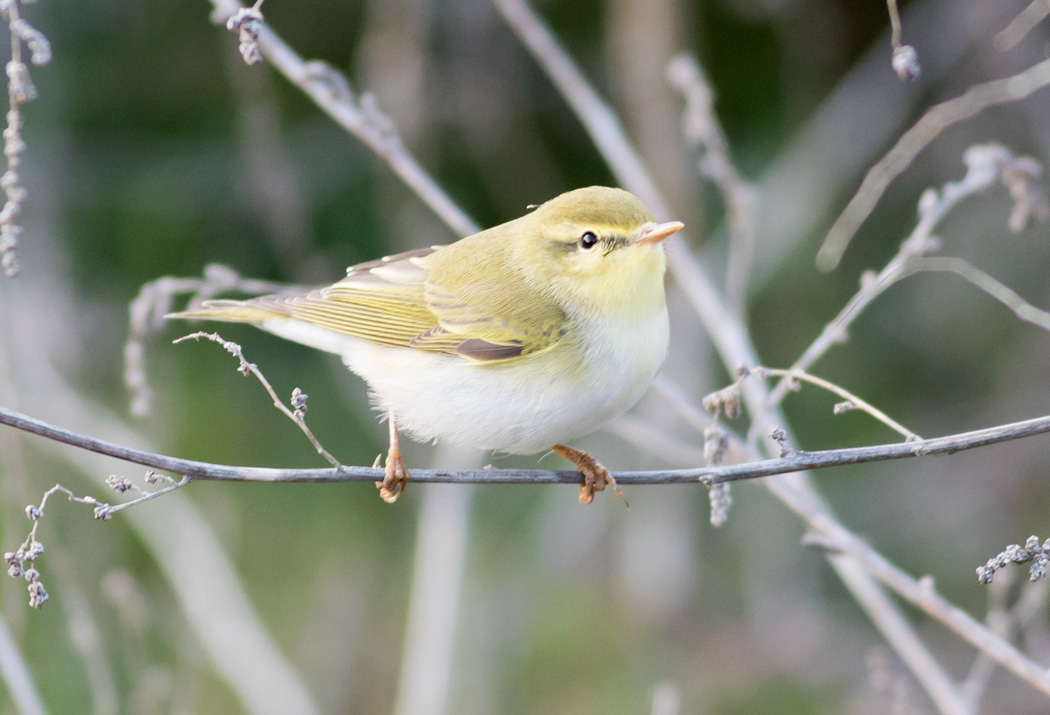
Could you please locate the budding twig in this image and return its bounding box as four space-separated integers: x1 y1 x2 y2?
0 0 50 276
2 473 184 609
173 332 342 469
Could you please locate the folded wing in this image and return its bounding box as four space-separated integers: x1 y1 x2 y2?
186 244 566 364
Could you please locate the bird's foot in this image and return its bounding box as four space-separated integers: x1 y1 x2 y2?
551 444 627 507
376 446 410 503
376 412 410 503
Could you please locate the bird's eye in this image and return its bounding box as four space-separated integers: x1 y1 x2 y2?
579 231 599 250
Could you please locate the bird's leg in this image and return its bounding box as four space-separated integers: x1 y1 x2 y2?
550 444 626 506
376 413 410 503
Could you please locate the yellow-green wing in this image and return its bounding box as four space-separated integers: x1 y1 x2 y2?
410 224 568 361
217 236 566 363
287 247 440 348
218 247 440 351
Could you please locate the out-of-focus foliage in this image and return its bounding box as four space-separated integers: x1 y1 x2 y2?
1 0 1050 713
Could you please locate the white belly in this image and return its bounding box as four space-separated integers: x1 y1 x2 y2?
261 309 668 454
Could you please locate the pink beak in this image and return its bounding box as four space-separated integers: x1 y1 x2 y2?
635 221 685 245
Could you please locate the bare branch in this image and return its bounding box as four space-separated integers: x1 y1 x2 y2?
770 145 1045 414
817 59 1050 270
790 503 1050 699
666 54 756 315
17 393 1050 701
3 405 1050 488
902 256 1050 332
886 0 903 51
209 0 478 238
754 366 920 441
994 0 1050 51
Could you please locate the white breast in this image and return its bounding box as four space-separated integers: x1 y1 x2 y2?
261 307 669 455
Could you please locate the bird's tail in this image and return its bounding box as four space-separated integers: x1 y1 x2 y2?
166 299 283 325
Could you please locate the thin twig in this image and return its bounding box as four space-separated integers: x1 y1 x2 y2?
714 364 920 444
102 476 190 518
886 0 903 49
173 332 342 469
8 401 1050 698
768 144 1041 417
817 58 1050 270
7 358 1022 706
901 256 1050 332
756 367 920 441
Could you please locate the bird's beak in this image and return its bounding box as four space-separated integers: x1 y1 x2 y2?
635 220 685 245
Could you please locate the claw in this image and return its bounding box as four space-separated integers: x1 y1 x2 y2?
377 448 409 503
376 413 410 503
551 444 627 507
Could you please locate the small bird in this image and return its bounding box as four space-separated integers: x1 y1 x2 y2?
169 186 683 503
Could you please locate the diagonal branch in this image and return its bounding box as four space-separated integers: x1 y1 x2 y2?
210 0 479 238
489 1 970 711
817 58 1050 270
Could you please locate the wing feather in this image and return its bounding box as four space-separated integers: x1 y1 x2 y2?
186 227 568 363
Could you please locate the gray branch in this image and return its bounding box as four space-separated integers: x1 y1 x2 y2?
2 406 1049 487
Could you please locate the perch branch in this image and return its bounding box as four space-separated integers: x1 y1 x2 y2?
2 405 1050 487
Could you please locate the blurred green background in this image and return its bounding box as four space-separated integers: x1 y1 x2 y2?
1 0 1050 713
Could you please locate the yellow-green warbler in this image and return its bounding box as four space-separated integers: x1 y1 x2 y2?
169 186 683 503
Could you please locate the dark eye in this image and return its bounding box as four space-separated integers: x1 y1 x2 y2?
579 231 599 250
